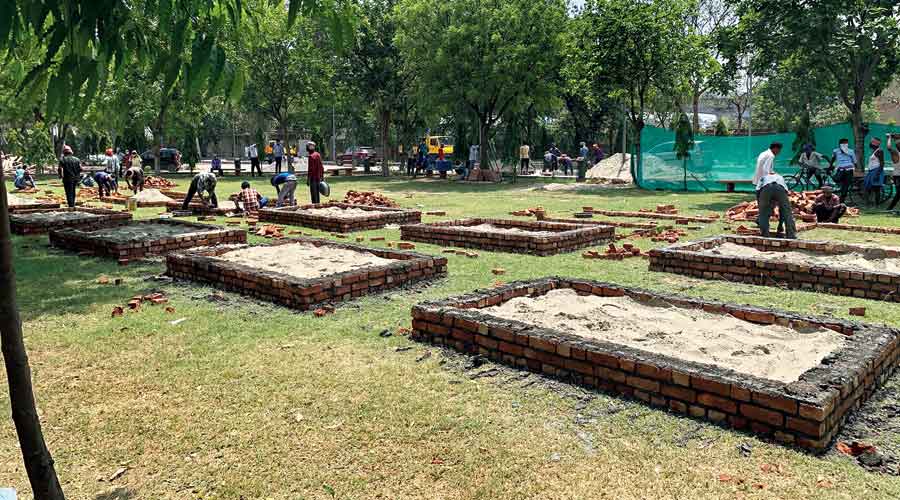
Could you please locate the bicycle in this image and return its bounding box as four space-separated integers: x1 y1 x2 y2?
786 165 895 207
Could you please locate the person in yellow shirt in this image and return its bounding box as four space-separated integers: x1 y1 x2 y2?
519 142 531 174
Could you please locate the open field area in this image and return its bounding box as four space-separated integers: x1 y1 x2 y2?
2 175 900 499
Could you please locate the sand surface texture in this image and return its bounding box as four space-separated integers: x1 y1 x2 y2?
299 206 379 219
86 222 208 242
478 289 844 383
705 242 900 274
16 211 102 223
455 223 559 236
215 242 397 280
132 189 175 203
9 194 39 205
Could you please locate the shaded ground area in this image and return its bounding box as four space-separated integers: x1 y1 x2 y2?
2 175 900 499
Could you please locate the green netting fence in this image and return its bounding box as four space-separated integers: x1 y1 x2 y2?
638 122 898 191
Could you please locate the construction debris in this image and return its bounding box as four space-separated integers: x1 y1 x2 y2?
426 211 447 216
342 190 399 207
111 293 169 318
727 190 860 222
256 225 285 238
144 176 177 189
509 206 546 217
583 243 643 260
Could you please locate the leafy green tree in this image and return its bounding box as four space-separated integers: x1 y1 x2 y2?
685 0 732 131
395 0 566 168
580 0 693 184
737 0 900 166
714 117 730 136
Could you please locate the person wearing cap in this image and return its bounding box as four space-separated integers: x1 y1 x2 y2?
271 171 298 207
182 171 218 210
812 185 847 223
58 145 82 207
103 148 120 176
306 141 324 204
232 181 267 213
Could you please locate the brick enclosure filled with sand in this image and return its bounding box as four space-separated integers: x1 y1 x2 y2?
259 202 421 233
166 237 447 310
9 207 132 235
411 277 900 451
7 194 61 213
401 218 614 256
649 235 900 302
49 219 246 262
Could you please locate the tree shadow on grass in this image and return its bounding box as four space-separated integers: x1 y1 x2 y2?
12 237 162 320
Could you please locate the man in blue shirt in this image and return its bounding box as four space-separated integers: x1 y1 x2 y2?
271 171 298 207
94 170 117 197
830 138 857 202
272 140 285 174
13 168 35 190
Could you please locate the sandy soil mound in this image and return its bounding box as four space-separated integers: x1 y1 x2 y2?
586 153 633 182
479 289 843 383
215 243 396 279
132 189 175 203
8 194 39 205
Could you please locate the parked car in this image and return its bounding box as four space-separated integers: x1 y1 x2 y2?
141 148 181 170
337 146 379 166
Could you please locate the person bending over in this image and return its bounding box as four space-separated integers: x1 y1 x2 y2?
233 181 267 214
182 171 218 210
271 172 298 207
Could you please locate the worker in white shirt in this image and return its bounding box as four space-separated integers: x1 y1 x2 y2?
757 171 796 239
752 142 782 196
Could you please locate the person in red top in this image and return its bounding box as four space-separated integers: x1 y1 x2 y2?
306 141 324 204
438 143 445 161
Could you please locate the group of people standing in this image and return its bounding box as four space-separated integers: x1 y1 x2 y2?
519 142 603 175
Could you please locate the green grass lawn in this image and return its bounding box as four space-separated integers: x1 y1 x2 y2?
3 174 900 499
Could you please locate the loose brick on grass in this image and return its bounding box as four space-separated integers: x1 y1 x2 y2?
166 237 447 311
401 218 614 256
410 277 900 452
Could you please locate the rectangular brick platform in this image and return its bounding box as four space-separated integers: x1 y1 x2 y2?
550 209 717 224
401 218 614 256
259 203 422 233
8 200 61 213
50 219 246 261
539 216 659 230
649 235 900 302
411 277 900 451
166 237 447 310
10 207 133 235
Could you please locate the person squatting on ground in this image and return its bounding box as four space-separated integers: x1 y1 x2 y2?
271 172 298 207
454 160 468 181
58 145 82 208
306 141 325 204
812 185 847 223
863 137 885 205
94 170 117 197
124 165 144 194
233 181 267 214
182 172 218 209
830 138 857 202
13 167 35 190
886 134 900 211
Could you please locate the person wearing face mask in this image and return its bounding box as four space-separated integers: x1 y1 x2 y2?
863 137 885 205
829 138 856 202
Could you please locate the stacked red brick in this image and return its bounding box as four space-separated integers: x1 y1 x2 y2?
166 237 447 310
410 277 900 451
649 235 900 302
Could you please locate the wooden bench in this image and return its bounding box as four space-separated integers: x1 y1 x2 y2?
326 166 354 176
716 179 754 192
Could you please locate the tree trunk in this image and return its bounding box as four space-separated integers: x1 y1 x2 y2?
631 122 643 189
380 109 390 177
153 99 170 175
0 155 66 500
692 91 701 132
734 104 744 132
850 106 864 171
479 119 490 171
280 123 292 174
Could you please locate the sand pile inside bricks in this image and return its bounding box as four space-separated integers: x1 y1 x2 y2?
131 189 175 203
214 243 397 279
86 222 204 242
8 194 39 205
479 289 843 383
456 223 559 236
15 211 102 223
586 153 633 182
299 206 379 219
705 242 900 274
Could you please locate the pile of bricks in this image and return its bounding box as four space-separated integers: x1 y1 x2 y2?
649 235 900 302
410 277 900 451
49 219 246 262
583 243 643 260
650 228 688 243
509 206 546 217
259 202 422 233
9 207 132 235
166 237 447 310
648 204 678 215
401 218 615 256
726 191 861 222
342 190 399 207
